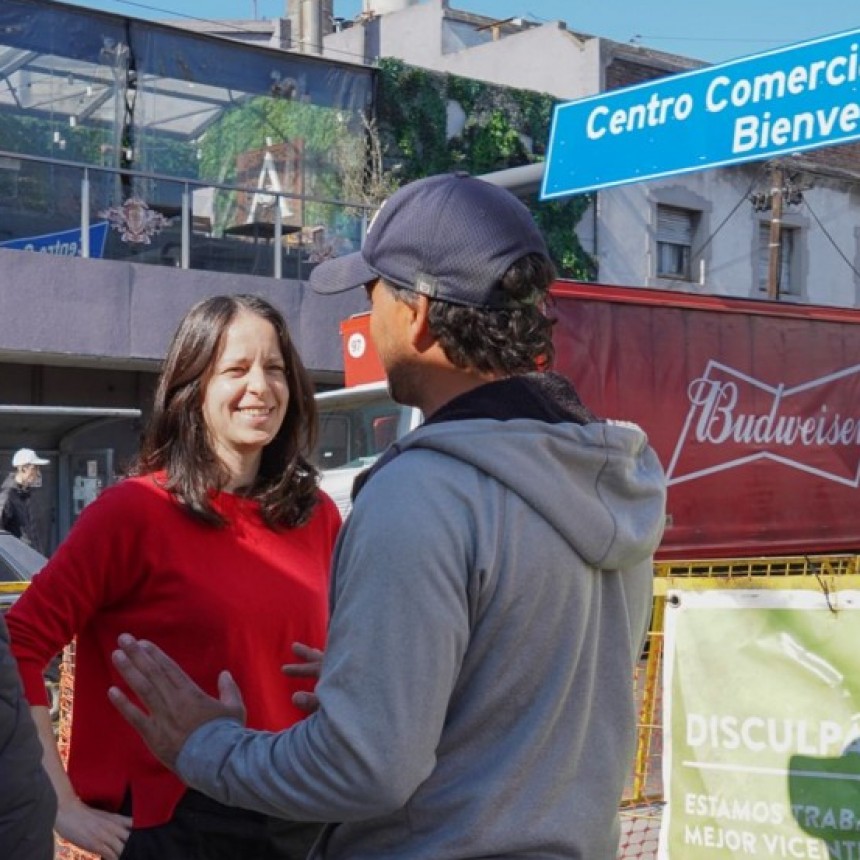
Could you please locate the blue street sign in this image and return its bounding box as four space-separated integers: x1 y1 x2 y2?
541 29 860 200
0 222 109 258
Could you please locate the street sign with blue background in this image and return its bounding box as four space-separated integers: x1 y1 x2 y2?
541 29 860 200
0 222 108 258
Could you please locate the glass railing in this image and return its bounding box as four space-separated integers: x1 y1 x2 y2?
0 151 372 280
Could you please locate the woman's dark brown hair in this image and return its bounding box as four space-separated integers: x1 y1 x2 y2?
134 294 319 528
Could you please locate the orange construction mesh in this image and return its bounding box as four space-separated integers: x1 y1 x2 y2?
55 640 99 860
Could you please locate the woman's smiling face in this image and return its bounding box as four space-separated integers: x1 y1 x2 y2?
202 308 289 481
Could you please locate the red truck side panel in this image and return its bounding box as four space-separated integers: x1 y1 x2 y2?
551 281 860 559
340 283 860 559
340 314 384 387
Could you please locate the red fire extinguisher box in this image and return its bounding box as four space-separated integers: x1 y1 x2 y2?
340 313 385 387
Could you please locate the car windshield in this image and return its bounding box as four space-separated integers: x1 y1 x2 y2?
313 391 413 471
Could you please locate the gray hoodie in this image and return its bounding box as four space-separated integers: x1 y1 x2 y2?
179 375 666 859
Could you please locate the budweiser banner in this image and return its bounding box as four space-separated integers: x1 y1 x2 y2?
551 282 860 558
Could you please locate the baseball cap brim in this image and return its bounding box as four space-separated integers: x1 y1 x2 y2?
309 251 378 295
12 448 50 467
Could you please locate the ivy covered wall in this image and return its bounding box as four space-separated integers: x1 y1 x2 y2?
375 59 595 280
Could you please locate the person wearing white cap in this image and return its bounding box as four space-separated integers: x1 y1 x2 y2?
0 448 49 548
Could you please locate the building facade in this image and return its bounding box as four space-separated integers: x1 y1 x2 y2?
0 0 372 549
323 0 860 305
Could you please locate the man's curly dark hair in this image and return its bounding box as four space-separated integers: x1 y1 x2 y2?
387 253 557 375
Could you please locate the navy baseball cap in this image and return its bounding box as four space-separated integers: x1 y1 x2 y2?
309 172 550 308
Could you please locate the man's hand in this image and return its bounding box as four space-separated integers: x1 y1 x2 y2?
108 633 246 770
282 641 324 713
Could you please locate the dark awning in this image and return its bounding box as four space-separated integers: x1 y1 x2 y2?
0 405 141 450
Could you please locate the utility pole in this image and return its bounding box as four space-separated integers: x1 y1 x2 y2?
766 163 784 301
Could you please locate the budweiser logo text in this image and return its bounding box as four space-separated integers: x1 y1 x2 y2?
689 378 860 447
666 361 860 487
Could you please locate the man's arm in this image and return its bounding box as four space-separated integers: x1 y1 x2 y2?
0 486 13 533
282 641 323 713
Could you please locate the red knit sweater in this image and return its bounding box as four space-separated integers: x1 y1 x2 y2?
6 474 340 828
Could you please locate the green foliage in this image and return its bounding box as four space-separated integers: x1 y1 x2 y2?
0 114 109 164
376 61 449 178
459 110 527 174
194 96 360 230
375 59 594 280
137 136 199 179
532 196 596 281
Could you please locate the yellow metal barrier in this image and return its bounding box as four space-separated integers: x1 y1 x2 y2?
617 554 860 860
0 580 27 610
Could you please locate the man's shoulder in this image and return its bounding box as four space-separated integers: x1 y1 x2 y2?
366 434 471 485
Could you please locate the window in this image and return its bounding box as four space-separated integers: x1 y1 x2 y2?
656 205 697 280
0 156 20 200
757 223 797 296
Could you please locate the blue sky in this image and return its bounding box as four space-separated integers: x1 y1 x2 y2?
64 0 859 65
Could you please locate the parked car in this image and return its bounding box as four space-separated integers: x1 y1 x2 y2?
0 529 49 586
0 530 60 721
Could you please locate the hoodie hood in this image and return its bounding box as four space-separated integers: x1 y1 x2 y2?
406 418 665 569
375 374 666 569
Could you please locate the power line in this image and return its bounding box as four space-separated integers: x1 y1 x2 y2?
631 34 797 47
803 196 860 282
691 163 768 261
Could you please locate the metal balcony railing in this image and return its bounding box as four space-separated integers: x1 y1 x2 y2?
0 150 373 281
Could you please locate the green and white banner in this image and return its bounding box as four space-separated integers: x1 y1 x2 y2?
659 589 860 859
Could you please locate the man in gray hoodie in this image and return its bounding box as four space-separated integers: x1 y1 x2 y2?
110 173 667 859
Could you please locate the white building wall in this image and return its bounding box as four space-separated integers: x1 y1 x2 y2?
324 23 367 64
590 165 860 307
596 169 750 294
326 1 443 68
799 183 860 306
426 22 603 101
326 0 604 99
376 0 447 68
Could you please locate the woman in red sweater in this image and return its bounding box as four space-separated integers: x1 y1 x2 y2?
6 294 341 860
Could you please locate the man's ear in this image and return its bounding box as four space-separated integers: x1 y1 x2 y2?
408 295 435 352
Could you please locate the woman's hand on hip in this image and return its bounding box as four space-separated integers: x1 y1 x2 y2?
56 796 132 860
